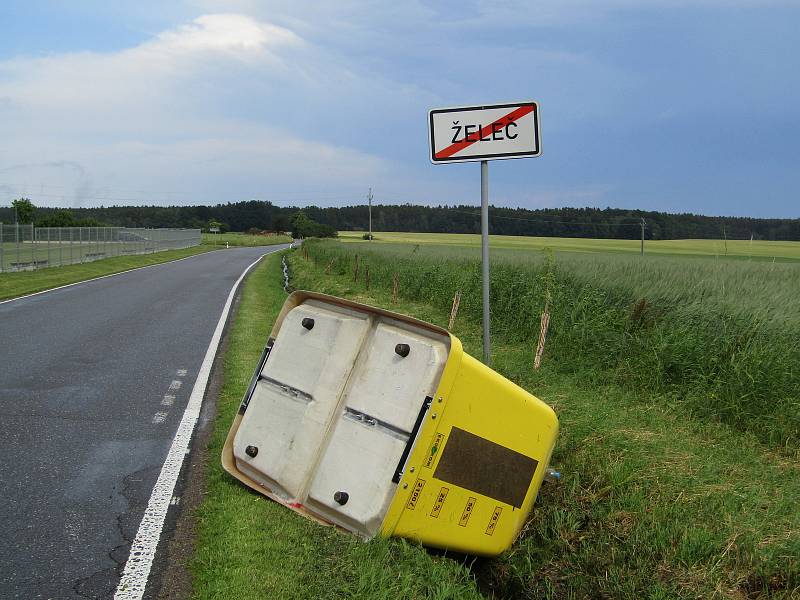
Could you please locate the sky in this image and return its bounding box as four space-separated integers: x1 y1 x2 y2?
0 1 798 218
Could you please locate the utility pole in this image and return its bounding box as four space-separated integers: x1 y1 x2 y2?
640 217 646 256
368 187 373 241
723 225 728 256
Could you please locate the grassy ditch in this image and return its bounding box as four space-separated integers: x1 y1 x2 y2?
0 244 215 301
284 247 799 598
303 239 800 454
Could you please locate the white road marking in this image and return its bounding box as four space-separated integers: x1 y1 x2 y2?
161 395 175 407
176 369 187 377
152 412 168 424
114 251 274 600
168 380 182 391
169 496 180 506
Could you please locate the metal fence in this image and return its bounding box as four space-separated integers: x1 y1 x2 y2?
0 224 201 272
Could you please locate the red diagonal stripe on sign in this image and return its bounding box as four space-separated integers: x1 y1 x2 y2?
435 104 535 160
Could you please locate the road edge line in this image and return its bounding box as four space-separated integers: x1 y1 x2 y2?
113 249 276 600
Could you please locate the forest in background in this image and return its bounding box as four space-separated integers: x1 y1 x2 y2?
0 200 798 240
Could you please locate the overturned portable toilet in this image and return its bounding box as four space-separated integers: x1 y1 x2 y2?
222 291 558 556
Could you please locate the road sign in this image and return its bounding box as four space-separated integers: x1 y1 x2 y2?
210 227 220 233
428 101 540 164
428 100 542 365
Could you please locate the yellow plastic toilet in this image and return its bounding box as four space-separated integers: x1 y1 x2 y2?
222 291 558 556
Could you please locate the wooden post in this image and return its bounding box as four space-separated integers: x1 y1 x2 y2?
391 273 398 304
534 298 551 370
365 264 370 290
448 290 461 331
353 254 359 282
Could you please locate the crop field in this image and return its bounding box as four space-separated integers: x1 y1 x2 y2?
337 231 800 261
201 232 292 246
190 237 799 599
313 237 800 450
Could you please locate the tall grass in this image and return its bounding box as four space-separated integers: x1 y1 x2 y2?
303 239 800 453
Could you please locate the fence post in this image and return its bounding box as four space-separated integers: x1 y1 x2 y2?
0 223 4 273
448 290 462 331
15 222 20 268
59 227 63 267
533 310 551 370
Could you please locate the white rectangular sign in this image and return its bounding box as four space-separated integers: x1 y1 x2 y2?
428 101 541 164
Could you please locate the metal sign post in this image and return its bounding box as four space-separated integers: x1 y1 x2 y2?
480 160 490 363
428 101 541 365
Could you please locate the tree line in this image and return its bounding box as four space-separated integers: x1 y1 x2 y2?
1 199 798 240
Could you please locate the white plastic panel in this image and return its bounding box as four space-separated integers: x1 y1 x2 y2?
305 418 407 536
233 301 369 499
345 320 448 431
232 297 450 536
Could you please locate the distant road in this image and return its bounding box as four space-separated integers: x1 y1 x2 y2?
0 245 287 599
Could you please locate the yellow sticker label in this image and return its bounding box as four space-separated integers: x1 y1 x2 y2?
424 432 445 469
430 487 449 518
406 478 426 510
459 497 477 527
485 506 503 536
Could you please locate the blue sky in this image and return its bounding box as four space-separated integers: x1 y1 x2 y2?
0 1 798 217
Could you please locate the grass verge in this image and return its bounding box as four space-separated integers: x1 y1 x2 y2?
190 248 798 599
0 244 216 301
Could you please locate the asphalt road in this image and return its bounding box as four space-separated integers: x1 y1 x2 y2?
0 246 286 599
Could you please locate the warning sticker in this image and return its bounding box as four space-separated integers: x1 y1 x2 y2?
430 487 449 518
485 506 503 536
406 478 426 510
424 432 445 469
459 497 477 527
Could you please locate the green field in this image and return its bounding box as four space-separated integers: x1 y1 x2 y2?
190 237 799 599
338 231 800 261
202 232 292 247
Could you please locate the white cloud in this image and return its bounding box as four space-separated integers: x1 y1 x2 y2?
152 13 300 55
0 13 433 207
